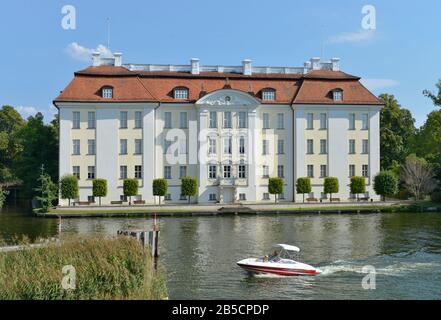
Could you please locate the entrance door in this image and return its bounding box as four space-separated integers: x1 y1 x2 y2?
223 188 234 204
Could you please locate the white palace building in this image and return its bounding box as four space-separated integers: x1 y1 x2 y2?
54 53 383 206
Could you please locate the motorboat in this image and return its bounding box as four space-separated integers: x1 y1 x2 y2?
237 244 322 276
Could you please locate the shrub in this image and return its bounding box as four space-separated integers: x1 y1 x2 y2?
373 171 398 201
92 179 108 206
34 173 58 212
123 179 139 205
350 176 366 200
60 175 79 206
153 179 168 205
296 177 311 203
268 177 284 203
0 187 9 209
324 177 339 202
0 236 168 300
181 177 198 204
431 191 441 203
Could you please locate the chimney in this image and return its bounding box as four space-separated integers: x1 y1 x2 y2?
242 59 252 76
331 58 340 71
191 58 200 75
114 53 123 67
310 57 321 70
92 52 101 67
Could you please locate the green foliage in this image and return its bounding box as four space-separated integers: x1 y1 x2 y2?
296 177 311 203
0 187 9 209
373 171 398 201
324 177 339 200
34 173 58 212
423 80 441 107
123 179 139 204
0 236 168 300
153 179 168 205
181 177 198 204
93 179 108 205
60 175 79 206
378 94 416 171
350 176 366 199
431 191 441 203
269 177 284 203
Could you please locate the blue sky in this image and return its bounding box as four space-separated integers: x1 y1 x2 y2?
0 0 440 126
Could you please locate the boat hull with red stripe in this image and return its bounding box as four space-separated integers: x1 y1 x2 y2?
237 258 322 276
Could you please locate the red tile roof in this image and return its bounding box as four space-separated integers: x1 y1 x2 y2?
54 65 382 105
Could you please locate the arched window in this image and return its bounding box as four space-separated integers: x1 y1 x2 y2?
102 86 113 99
331 89 343 102
174 87 189 100
262 88 276 101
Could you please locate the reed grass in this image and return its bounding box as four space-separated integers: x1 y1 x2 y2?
0 235 168 300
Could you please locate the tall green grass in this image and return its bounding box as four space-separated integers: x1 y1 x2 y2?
0 236 168 300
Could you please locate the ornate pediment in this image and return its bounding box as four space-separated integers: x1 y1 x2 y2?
196 89 259 106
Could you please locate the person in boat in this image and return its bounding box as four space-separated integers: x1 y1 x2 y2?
263 255 269 262
270 250 281 262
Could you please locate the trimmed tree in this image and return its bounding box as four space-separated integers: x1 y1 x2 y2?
34 173 58 212
153 179 168 205
350 176 366 201
373 171 398 201
269 177 284 203
296 177 311 203
93 179 108 206
123 179 139 205
181 177 198 204
60 174 79 206
324 177 339 202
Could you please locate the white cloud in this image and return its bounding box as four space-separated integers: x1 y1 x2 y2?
361 79 400 91
15 106 38 117
66 42 112 62
327 30 375 44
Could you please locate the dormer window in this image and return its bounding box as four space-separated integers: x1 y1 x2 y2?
102 87 113 99
262 88 276 101
332 89 343 102
174 87 189 100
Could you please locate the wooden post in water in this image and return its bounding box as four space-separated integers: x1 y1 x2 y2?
149 213 160 258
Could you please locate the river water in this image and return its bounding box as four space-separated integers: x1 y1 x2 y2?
1 205 441 299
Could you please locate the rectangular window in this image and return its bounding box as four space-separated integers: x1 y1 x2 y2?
307 165 314 178
120 166 127 179
362 113 369 130
223 165 232 178
135 165 142 179
263 193 270 200
239 165 247 179
320 165 327 178
209 111 217 128
73 112 80 129
88 196 95 203
87 166 95 180
224 137 232 154
349 140 356 154
179 166 187 179
179 137 187 154
120 111 128 129
164 112 172 129
165 194 172 201
262 165 269 178
307 113 314 129
88 139 96 155
73 139 80 155
320 139 327 154
263 140 269 155
262 90 275 101
209 193 217 201
239 137 246 154
320 113 327 129
223 112 232 128
208 138 217 155
135 139 142 154
277 165 284 178
209 165 217 179
239 193 247 201
362 165 369 177
307 139 314 154
277 139 284 154
174 88 188 99
349 113 356 130
180 112 188 129
164 140 172 154
135 111 142 129
263 113 270 129
120 139 128 155
73 166 80 180
238 111 247 128
103 88 113 99
88 112 96 129
164 166 172 179
349 165 355 177
277 113 284 129
362 140 369 154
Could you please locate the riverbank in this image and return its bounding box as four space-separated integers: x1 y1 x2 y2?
0 235 168 300
37 201 441 218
